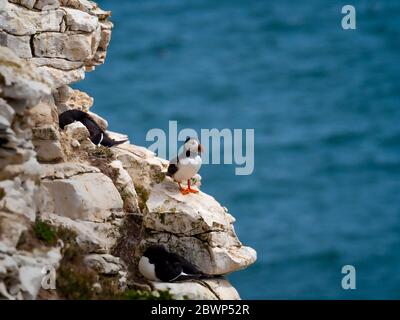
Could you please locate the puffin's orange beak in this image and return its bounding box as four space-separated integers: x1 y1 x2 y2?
198 144 204 153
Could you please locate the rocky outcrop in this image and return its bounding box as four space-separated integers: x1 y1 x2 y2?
1 0 111 88
143 181 256 275
153 278 240 300
42 164 124 221
0 0 256 300
0 46 62 300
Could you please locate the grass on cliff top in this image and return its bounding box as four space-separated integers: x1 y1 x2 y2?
33 219 58 245
88 145 120 183
135 184 149 213
17 219 59 250
120 290 174 300
88 145 114 160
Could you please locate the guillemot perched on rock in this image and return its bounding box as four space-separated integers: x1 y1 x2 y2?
58 109 128 147
138 245 212 282
166 137 203 195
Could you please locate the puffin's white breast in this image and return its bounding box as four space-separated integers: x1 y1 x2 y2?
174 156 202 182
138 256 159 281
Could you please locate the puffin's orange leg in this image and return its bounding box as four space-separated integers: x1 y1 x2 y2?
187 179 199 194
178 182 189 195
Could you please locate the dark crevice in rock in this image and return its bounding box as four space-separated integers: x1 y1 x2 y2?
145 227 225 239
193 280 221 300
29 34 35 56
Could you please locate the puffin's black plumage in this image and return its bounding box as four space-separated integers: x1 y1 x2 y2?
58 110 127 147
166 137 193 178
166 156 179 177
0 137 8 147
139 245 212 282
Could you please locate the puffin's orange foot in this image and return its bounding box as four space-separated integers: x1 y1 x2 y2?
179 188 190 195
188 188 199 194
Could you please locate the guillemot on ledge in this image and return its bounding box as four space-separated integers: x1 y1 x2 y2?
58 109 128 147
138 245 213 282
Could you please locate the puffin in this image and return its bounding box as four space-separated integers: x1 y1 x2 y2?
138 245 211 282
58 109 128 147
166 137 203 195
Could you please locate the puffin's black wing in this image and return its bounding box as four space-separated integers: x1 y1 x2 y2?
80 117 103 144
146 246 212 282
58 110 88 129
154 259 183 282
170 253 202 275
101 134 128 147
166 251 208 281
167 156 179 177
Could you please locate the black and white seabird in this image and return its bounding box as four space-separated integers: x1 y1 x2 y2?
138 245 211 282
166 137 203 195
58 109 128 147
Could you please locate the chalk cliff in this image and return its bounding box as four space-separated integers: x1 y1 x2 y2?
0 0 256 300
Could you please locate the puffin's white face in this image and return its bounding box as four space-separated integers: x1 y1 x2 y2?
184 138 201 154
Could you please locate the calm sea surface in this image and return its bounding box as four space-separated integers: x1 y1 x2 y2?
76 0 400 299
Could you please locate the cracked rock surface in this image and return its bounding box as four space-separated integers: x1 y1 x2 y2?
143 181 256 275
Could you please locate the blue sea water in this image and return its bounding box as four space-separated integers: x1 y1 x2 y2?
75 0 400 299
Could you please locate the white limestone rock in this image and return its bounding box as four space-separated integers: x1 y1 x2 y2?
200 278 241 300
34 0 60 10
42 172 123 222
64 7 99 32
33 139 64 162
0 47 53 107
0 178 38 221
0 2 64 36
99 28 112 50
37 65 86 87
113 143 168 192
0 100 15 128
153 278 240 300
60 0 111 19
60 0 96 13
109 160 139 213
33 32 95 62
28 98 58 128
42 212 120 254
143 181 257 275
84 254 125 275
0 212 28 252
0 247 62 300
0 31 31 58
32 125 60 141
55 87 94 112
64 121 90 142
9 0 36 10
13 247 62 299
152 278 240 300
40 162 99 180
30 58 84 71
153 282 219 300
